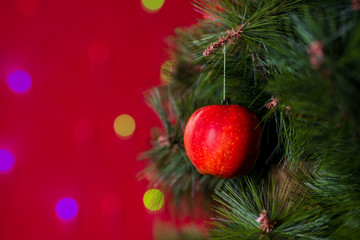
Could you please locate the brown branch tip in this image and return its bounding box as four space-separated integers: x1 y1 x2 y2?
265 97 278 109
256 209 277 233
307 41 324 69
203 24 245 57
352 0 360 11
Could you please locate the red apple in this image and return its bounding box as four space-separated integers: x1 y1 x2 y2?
184 105 262 178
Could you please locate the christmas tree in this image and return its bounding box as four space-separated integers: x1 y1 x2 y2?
140 0 360 239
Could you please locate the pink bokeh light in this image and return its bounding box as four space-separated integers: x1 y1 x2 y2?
0 149 15 174
56 197 79 222
7 70 32 93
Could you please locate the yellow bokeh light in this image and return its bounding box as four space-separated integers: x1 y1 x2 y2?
114 114 135 137
143 189 165 211
141 0 165 13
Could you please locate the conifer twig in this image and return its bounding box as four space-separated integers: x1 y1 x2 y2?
203 24 245 57
256 209 277 233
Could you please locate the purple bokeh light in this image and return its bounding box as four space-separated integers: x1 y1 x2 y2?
7 70 32 93
56 197 78 221
0 149 15 174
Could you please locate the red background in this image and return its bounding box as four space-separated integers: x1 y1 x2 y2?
0 1 198 239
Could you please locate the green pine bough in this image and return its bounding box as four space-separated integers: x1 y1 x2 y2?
140 0 360 239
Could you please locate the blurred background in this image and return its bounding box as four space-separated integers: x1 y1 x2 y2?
0 0 198 239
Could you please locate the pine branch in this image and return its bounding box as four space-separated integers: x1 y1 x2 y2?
141 1 360 238
211 176 330 239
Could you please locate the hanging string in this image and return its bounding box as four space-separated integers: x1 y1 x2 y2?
223 45 226 101
221 45 228 105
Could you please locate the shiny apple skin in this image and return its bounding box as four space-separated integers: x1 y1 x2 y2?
184 105 262 178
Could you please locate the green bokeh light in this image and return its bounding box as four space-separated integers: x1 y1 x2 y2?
143 189 165 211
141 0 165 12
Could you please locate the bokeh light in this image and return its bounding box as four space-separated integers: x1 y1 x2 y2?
56 197 78 221
141 0 165 13
114 114 136 138
88 41 110 64
7 70 32 93
0 149 15 174
143 189 164 211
